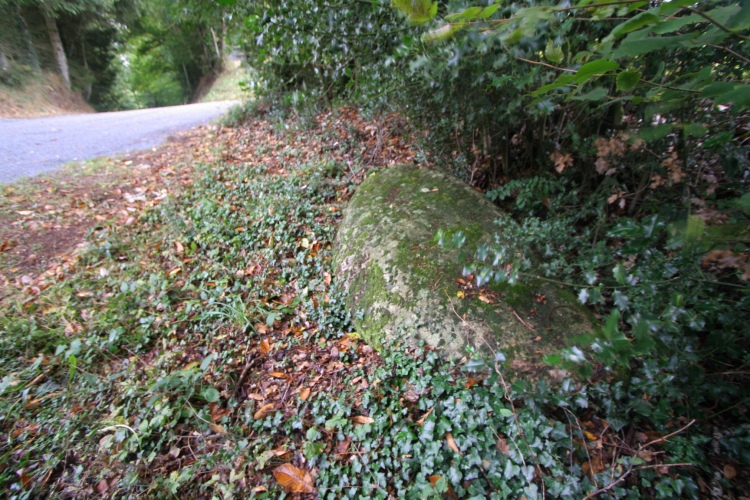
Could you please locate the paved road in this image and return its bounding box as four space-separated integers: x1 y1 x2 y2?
0 100 237 184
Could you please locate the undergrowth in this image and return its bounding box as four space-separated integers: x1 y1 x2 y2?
1 103 748 499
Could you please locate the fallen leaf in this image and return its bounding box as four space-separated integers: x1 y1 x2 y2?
96 479 109 494
210 423 226 434
456 291 465 299
272 463 316 494
254 403 275 420
323 272 332 286
428 475 442 487
299 387 311 401
270 371 287 379
724 464 737 480
334 437 352 458
496 437 510 454
416 407 434 426
464 377 478 389
584 430 599 441
260 339 271 355
352 415 375 425
445 433 462 454
551 151 573 173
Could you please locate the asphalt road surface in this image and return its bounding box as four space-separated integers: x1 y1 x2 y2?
0 100 237 184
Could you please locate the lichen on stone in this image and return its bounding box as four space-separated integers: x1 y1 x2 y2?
333 164 593 367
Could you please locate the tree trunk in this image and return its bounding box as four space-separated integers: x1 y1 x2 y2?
15 5 40 72
0 44 9 73
81 38 91 100
210 27 221 61
42 4 70 90
220 15 226 56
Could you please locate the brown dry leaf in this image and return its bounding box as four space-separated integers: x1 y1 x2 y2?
247 393 264 401
478 294 492 304
260 339 271 355
254 403 275 420
254 323 269 334
724 464 737 480
428 475 459 499
352 415 375 425
416 407 434 426
209 423 226 434
496 437 510 454
636 449 655 462
445 433 462 454
272 463 316 494
323 272 332 286
23 392 61 410
96 479 109 494
299 387 311 401
334 437 352 458
584 430 599 441
17 469 33 489
270 371 288 379
550 151 573 174
464 378 478 389
428 475 443 487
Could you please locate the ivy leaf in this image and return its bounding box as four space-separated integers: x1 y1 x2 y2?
201 388 220 403
463 358 486 371
616 70 642 91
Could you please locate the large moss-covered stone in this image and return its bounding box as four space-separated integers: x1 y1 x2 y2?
333 164 592 362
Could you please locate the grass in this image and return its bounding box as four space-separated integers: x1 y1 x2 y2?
199 61 252 104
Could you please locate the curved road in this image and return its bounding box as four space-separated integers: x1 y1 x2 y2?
0 100 237 184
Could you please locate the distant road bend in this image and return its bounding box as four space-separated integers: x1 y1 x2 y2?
0 100 237 184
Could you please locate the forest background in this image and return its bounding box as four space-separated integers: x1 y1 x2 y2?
0 0 749 497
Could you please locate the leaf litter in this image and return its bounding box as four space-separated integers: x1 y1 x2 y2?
0 105 722 497
0 106 417 496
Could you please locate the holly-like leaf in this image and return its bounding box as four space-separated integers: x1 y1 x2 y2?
272 463 316 494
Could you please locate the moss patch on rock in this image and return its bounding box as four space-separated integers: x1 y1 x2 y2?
333 164 593 365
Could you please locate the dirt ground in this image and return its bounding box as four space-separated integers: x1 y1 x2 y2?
0 72 94 119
